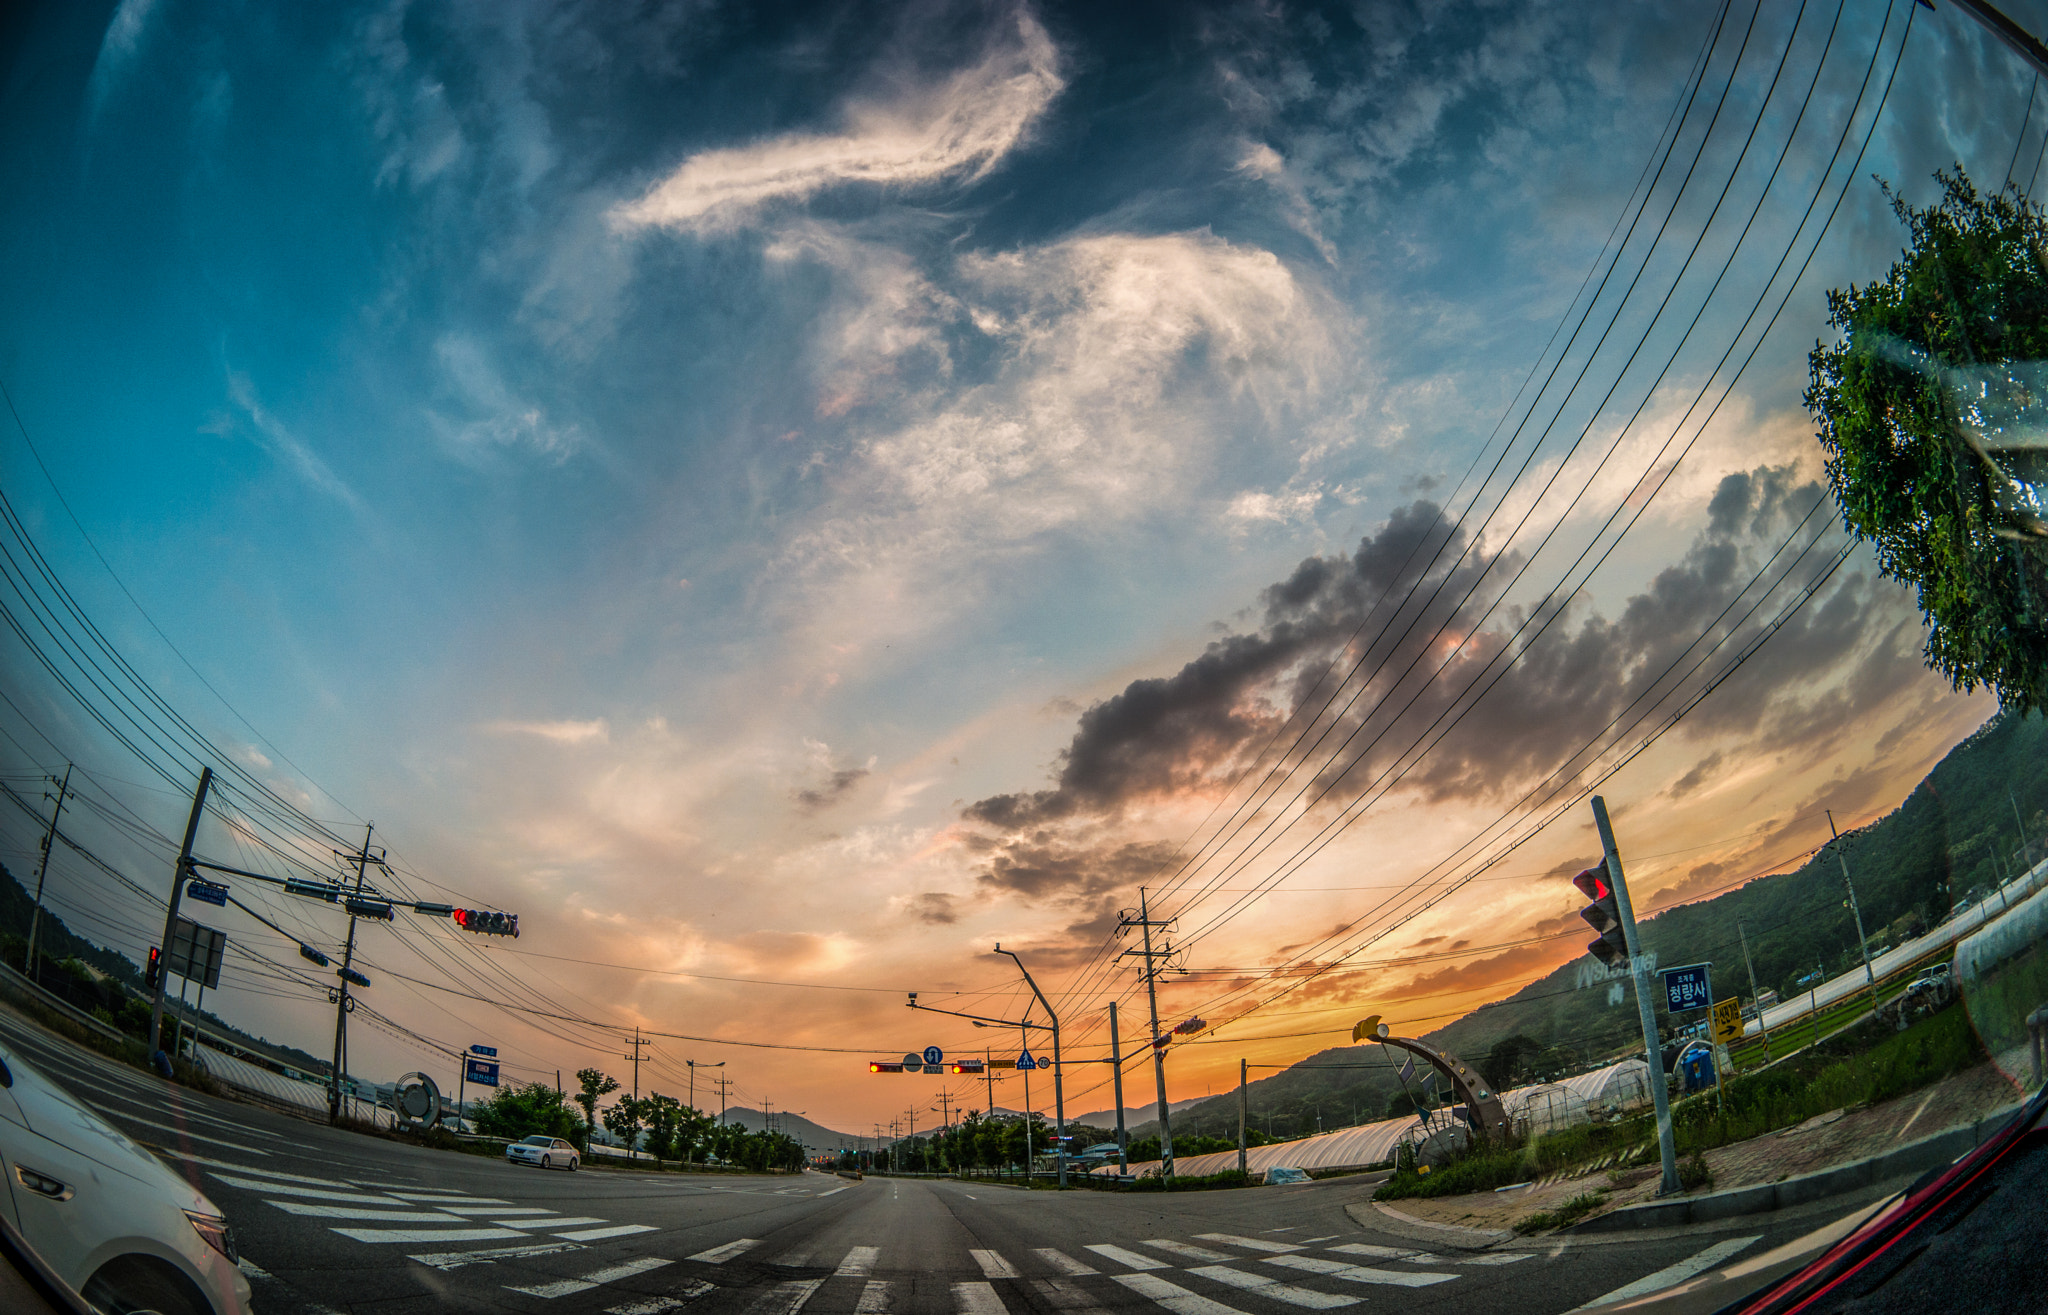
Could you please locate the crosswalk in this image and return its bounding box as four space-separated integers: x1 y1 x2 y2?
348 1228 1538 1314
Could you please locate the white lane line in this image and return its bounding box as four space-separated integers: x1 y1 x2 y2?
690 1238 763 1263
211 1176 400 1205
971 1250 1020 1279
509 1256 674 1298
271 1203 466 1222
761 1278 826 1315
1034 1250 1098 1277
1263 1255 1456 1288
1111 1272 1252 1315
1085 1244 1170 1271
1573 1236 1760 1310
1143 1241 1233 1262
1194 1234 1302 1254
558 1224 658 1241
837 1247 879 1277
501 1217 609 1230
608 1284 715 1315
1186 1265 1358 1309
332 1226 528 1244
410 1241 585 1271
952 1280 1008 1315
818 1185 852 1197
855 1279 891 1313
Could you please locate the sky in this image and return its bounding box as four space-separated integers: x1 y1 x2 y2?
0 0 2041 1139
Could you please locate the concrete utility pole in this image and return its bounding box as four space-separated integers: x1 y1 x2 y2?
1826 811 1881 1017
25 764 72 984
1591 796 1680 1197
328 824 376 1125
625 1028 649 1106
1237 1057 1249 1178
994 944 1067 1187
1737 919 1772 1058
1119 889 1178 1181
1108 1001 1128 1177
150 767 211 1065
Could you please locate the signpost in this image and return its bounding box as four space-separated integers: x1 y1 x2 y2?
185 880 228 908
465 1056 500 1087
163 916 226 1062
459 1043 499 1126
1017 1051 1038 1070
1710 997 1744 1046
1661 963 1712 1013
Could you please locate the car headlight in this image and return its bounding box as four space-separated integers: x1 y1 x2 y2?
184 1210 238 1264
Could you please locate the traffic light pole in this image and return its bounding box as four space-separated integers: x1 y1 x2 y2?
994 945 1065 1187
1591 796 1680 1197
149 767 211 1066
328 824 374 1125
1108 1001 1128 1177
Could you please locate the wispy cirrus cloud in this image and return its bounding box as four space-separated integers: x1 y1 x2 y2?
485 718 611 744
611 10 1062 233
215 373 365 515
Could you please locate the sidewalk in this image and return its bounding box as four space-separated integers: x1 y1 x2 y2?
1368 1060 2024 1235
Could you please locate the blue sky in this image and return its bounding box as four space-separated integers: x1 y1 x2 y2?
0 0 2039 1128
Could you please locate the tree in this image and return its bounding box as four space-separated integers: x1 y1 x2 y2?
640 1094 684 1162
1479 1034 1542 1092
573 1069 618 1149
472 1082 582 1143
1807 168 2048 711
601 1095 646 1156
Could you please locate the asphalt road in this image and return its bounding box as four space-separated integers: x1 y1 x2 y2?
0 1007 1912 1315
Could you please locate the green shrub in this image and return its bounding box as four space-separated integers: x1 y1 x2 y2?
1678 1151 1713 1191
1374 1138 1529 1200
1128 1169 1249 1192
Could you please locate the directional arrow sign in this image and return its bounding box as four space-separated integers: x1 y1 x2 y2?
922 1046 944 1066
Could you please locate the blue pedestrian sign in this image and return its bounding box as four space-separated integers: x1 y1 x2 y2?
1016 1051 1038 1070
1661 963 1713 1013
469 1044 497 1057
922 1045 944 1066
464 1057 500 1087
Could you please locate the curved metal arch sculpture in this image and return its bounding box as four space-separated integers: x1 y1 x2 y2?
392 1071 443 1130
1354 1021 1509 1138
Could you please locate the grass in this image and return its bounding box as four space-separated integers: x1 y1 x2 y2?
1127 1169 1251 1192
1374 1141 1531 1200
1512 1191 1608 1235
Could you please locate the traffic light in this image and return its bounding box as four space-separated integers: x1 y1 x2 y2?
298 944 331 967
868 1061 905 1073
1574 864 1628 969
452 909 519 937
145 946 161 990
345 898 395 920
338 967 371 989
949 1061 985 1074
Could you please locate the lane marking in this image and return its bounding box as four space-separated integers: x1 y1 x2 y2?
1573 1236 1760 1310
690 1238 764 1263
1143 1241 1233 1262
1034 1250 1098 1277
952 1280 1007 1315
410 1241 585 1271
1326 1241 1528 1266
164 1153 349 1186
855 1279 891 1313
837 1247 879 1277
271 1203 466 1222
387 1194 513 1205
1111 1272 1252 1315
1186 1265 1358 1309
558 1224 658 1241
817 1185 852 1197
761 1278 826 1315
972 1250 1020 1279
438 1206 557 1216
210 1176 400 1205
1263 1255 1456 1288
123 1118 276 1155
1085 1244 1169 1272
1194 1234 1301 1254
87 1094 279 1139
608 1284 716 1315
1031 1277 1109 1312
332 1226 528 1243
502 1217 610 1229
510 1256 674 1298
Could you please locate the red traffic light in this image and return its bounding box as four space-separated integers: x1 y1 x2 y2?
948 1062 985 1074
868 1062 905 1073
1573 864 1628 969
145 946 162 991
453 909 520 937
1570 866 1610 902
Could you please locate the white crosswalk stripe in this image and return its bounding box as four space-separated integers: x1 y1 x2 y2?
1193 1234 1302 1254
606 1285 715 1315
1186 1266 1357 1309
1326 1243 1528 1266
1142 1241 1233 1263
972 1249 1020 1279
759 1277 825 1315
1572 1236 1759 1310
501 1217 612 1230
1030 1277 1109 1313
409 1241 584 1271
837 1247 879 1277
1262 1254 1457 1288
952 1280 1008 1315
855 1280 891 1313
1035 1249 1098 1276
510 1257 674 1299
690 1238 764 1263
334 1226 529 1244
1085 1244 1171 1271
558 1224 658 1241
1111 1272 1252 1315
271 1202 471 1222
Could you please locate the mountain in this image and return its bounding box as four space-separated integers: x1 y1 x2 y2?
719 1106 873 1151
1067 1097 1208 1132
1159 709 2048 1144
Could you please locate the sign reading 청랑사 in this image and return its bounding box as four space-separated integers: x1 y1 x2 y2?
1662 963 1712 1013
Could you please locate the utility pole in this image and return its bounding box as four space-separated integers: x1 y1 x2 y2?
712 1073 733 1125
1591 796 1680 1198
1108 1001 1128 1177
1826 811 1881 1017
328 823 376 1125
1119 889 1177 1181
625 1028 649 1106
25 764 72 984
994 944 1067 1187
1237 1057 1249 1178
149 768 212 1065
1737 919 1772 1058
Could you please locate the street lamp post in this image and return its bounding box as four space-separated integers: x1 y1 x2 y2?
994 945 1066 1188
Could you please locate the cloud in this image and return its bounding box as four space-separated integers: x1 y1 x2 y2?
85 0 162 122
428 335 585 461
906 892 963 924
218 373 365 513
794 766 870 812
612 10 1062 233
485 718 610 744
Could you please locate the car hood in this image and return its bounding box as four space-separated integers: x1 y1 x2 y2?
0 1044 221 1216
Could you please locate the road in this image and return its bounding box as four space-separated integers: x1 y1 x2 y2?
0 1006 1918 1315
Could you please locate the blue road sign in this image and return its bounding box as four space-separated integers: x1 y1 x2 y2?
1017 1051 1038 1070
1662 963 1713 1013
469 1044 498 1057
922 1045 944 1066
185 880 228 907
465 1057 500 1087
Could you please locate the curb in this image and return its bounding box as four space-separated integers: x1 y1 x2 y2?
1349 1202 1512 1248
1569 1101 2024 1233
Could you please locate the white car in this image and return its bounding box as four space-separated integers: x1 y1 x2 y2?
505 1134 579 1170
0 1040 251 1315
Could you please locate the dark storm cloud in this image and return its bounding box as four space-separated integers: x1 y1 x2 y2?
965 464 1907 903
794 766 869 811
